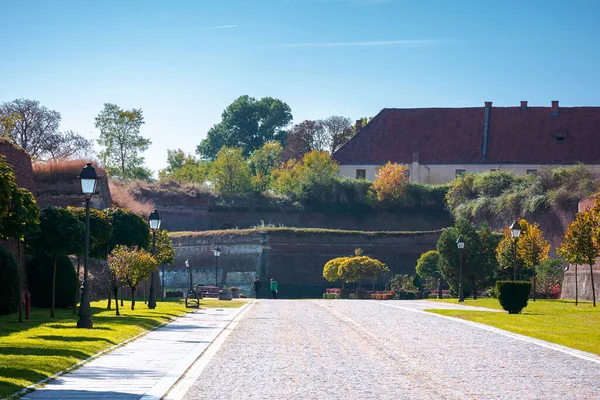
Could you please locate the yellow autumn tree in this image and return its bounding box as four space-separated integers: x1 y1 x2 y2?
517 220 550 301
558 210 598 306
371 162 410 204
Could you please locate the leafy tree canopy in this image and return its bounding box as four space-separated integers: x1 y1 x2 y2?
209 147 253 197
415 250 440 279
196 95 292 160
26 207 84 257
371 162 410 204
96 103 151 180
150 229 175 265
106 207 150 251
159 149 211 184
67 207 113 259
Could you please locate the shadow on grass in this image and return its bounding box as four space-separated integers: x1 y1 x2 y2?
44 324 113 331
0 346 89 359
34 335 116 344
0 367 47 398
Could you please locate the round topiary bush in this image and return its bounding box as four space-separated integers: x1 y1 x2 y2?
0 247 19 315
27 254 77 309
496 280 532 314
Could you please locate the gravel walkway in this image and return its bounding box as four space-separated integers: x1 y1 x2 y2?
182 300 600 400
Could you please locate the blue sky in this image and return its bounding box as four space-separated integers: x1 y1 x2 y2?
1 0 599 173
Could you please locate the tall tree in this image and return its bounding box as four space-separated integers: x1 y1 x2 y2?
108 245 157 310
0 187 39 322
321 116 354 154
106 207 150 251
282 120 323 161
517 220 550 301
26 207 84 317
209 147 253 197
249 141 283 191
95 103 151 180
558 210 598 306
196 96 292 159
159 149 210 184
0 99 91 160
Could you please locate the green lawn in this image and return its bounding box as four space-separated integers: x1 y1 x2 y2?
427 298 600 355
0 298 245 398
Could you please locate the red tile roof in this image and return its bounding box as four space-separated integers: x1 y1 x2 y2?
333 103 600 165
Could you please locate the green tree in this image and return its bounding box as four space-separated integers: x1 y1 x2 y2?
196 95 292 159
415 250 440 279
95 103 151 180
337 249 389 289
151 229 175 265
0 247 19 315
108 245 157 311
558 210 598 306
106 207 151 251
159 149 211 184
437 219 496 299
249 141 283 191
271 150 339 204
0 187 40 322
26 207 84 317
517 220 550 301
209 147 253 197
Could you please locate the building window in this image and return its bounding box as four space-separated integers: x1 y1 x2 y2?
356 169 366 180
455 169 466 178
526 169 537 175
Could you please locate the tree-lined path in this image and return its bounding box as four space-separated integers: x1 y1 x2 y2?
178 300 600 400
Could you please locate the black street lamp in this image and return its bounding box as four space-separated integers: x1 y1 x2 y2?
77 163 98 329
456 236 465 303
185 259 192 293
510 220 522 280
147 209 161 309
213 247 221 287
431 270 443 299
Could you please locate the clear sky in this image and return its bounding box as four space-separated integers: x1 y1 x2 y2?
1 0 599 174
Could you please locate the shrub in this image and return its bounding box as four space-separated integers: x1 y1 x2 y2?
496 281 531 314
27 254 77 309
0 247 19 315
323 293 340 299
33 159 105 184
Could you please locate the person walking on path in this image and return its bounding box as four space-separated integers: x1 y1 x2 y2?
270 278 279 299
252 277 262 299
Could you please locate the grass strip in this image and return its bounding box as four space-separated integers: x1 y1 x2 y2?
426 298 600 355
0 298 244 398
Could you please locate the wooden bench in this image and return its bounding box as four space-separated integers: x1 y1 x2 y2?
197 286 220 298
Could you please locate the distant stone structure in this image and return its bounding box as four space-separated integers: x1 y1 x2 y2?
167 228 442 298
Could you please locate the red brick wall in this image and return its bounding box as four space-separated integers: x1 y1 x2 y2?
0 138 34 191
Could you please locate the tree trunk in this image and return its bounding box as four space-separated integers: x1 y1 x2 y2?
51 255 57 318
590 263 596 307
131 287 136 310
73 255 80 315
575 264 579 306
113 286 120 316
107 289 112 310
472 281 478 300
120 286 124 306
17 241 23 323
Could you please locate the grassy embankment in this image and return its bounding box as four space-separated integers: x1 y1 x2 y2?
0 298 244 398
427 298 600 355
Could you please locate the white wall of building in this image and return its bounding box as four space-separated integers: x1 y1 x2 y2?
339 163 600 184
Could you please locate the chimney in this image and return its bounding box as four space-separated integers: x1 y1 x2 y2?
355 119 363 132
520 101 528 109
485 101 493 108
551 100 559 116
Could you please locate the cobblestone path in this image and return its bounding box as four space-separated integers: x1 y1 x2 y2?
182 300 600 400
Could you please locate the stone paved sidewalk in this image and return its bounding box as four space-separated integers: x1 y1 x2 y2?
22 305 247 400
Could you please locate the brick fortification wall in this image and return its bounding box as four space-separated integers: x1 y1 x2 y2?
35 174 112 210
169 229 441 298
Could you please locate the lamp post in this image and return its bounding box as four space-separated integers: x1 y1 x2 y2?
185 259 193 294
431 270 443 299
510 220 522 280
77 163 98 329
213 247 221 287
147 209 161 309
456 236 465 303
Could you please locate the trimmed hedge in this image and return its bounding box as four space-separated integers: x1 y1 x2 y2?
496 280 531 314
0 247 19 315
323 293 341 299
27 254 77 309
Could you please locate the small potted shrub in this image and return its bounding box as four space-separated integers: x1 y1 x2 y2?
218 287 233 301
230 286 239 298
